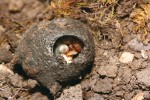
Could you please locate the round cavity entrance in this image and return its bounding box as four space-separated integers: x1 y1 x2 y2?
53 36 84 63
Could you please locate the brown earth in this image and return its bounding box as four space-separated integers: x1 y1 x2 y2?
0 0 150 100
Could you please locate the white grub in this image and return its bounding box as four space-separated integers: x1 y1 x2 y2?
58 44 69 54
66 50 78 56
58 44 80 64
62 50 79 64
61 54 73 64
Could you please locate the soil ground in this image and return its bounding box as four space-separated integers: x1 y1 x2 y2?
0 0 150 100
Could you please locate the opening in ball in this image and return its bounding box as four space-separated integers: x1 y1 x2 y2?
53 36 84 63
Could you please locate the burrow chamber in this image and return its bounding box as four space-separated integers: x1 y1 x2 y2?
53 35 84 64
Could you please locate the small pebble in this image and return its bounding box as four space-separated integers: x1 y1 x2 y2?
9 0 24 12
131 92 144 100
128 38 150 51
10 73 24 88
30 92 49 100
141 50 148 59
0 64 14 77
119 52 134 63
0 25 6 33
27 79 37 88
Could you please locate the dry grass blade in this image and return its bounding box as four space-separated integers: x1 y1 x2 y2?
130 4 150 25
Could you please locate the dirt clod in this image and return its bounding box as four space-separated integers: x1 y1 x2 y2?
128 38 150 51
98 65 118 78
131 92 144 100
92 78 112 93
10 73 24 88
88 93 104 100
30 92 49 100
27 79 37 88
0 49 13 63
57 84 82 100
136 67 150 87
9 0 24 12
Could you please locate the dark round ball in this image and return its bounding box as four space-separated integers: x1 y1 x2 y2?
17 18 95 88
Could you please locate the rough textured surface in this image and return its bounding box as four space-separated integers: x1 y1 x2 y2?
98 65 118 78
128 38 150 51
116 0 137 17
131 93 144 100
57 84 82 100
0 43 13 63
8 0 24 12
16 18 95 94
0 64 14 77
92 78 113 93
136 67 150 87
88 93 104 100
0 0 150 99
